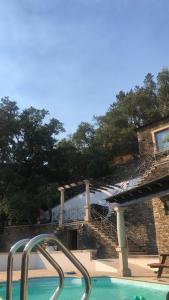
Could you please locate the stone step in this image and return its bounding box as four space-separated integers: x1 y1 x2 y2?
89 223 146 255
91 230 115 241
88 224 117 244
128 251 147 255
141 158 169 179
144 168 155 174
154 160 169 167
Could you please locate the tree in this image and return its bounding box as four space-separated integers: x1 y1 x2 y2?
1 67 169 224
157 68 169 117
72 122 95 151
0 99 65 224
0 97 19 163
93 70 169 158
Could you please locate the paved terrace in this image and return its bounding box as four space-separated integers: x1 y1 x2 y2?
0 256 169 285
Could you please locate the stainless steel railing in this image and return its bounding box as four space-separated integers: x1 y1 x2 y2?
6 239 30 300
6 237 65 300
36 245 64 300
20 233 91 300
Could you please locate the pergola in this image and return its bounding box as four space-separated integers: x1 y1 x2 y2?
57 174 169 277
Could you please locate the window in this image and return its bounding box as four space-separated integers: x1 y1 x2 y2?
154 127 169 152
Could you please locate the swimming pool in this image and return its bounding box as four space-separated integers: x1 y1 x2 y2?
0 277 169 300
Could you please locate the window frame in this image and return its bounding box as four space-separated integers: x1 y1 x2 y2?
151 125 169 153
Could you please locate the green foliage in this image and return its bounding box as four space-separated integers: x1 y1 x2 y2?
72 122 95 151
0 99 64 224
92 70 168 157
1 68 169 224
157 68 169 116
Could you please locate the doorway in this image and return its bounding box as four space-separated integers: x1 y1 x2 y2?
68 230 78 250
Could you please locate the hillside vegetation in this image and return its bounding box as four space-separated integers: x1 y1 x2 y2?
1 68 169 224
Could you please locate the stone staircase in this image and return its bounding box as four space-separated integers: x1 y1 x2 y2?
138 154 169 185
87 222 117 247
87 221 147 256
87 209 147 257
86 220 118 258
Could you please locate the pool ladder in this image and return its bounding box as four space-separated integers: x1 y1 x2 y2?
6 233 91 300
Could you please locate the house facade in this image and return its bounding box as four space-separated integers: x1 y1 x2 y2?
136 118 169 254
51 117 169 257
1 118 169 261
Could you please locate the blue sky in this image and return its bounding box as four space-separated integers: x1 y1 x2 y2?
0 0 169 136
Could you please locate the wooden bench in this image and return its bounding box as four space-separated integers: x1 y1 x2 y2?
148 254 169 278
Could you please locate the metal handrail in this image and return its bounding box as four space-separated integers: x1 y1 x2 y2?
36 245 64 300
6 239 64 300
20 233 91 300
6 239 29 300
91 208 146 252
117 152 156 191
91 208 117 240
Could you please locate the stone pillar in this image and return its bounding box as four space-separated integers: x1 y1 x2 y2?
114 206 131 277
58 187 65 226
84 180 91 222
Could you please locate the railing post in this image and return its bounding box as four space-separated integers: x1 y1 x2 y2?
58 187 65 226
114 206 131 277
20 234 91 300
84 180 91 222
6 239 30 300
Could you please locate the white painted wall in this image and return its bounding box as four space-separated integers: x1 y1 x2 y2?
52 190 109 221
39 250 117 273
0 252 45 272
0 250 117 273
39 250 96 272
52 177 140 222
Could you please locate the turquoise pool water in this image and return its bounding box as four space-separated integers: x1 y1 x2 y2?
0 277 169 300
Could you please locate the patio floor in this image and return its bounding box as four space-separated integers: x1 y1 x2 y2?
0 256 169 285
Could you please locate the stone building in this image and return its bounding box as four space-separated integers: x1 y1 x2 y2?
137 116 169 157
2 117 169 276
135 117 169 254
105 117 169 257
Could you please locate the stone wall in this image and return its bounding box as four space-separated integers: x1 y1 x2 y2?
152 197 169 253
0 223 82 252
79 224 117 259
136 119 169 256
0 199 159 257
125 199 158 254
0 223 59 252
137 127 154 156
137 118 169 156
0 222 111 258
151 196 169 273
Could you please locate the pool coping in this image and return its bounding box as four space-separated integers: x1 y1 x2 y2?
1 274 169 287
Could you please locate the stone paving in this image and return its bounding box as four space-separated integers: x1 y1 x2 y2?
0 256 169 285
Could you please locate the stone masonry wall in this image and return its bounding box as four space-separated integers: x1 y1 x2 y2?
137 128 154 157
75 223 116 258
0 222 112 258
125 199 158 254
136 119 169 256
0 223 60 252
0 202 158 256
152 197 169 253
151 196 169 273
0 223 81 252
137 118 169 157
